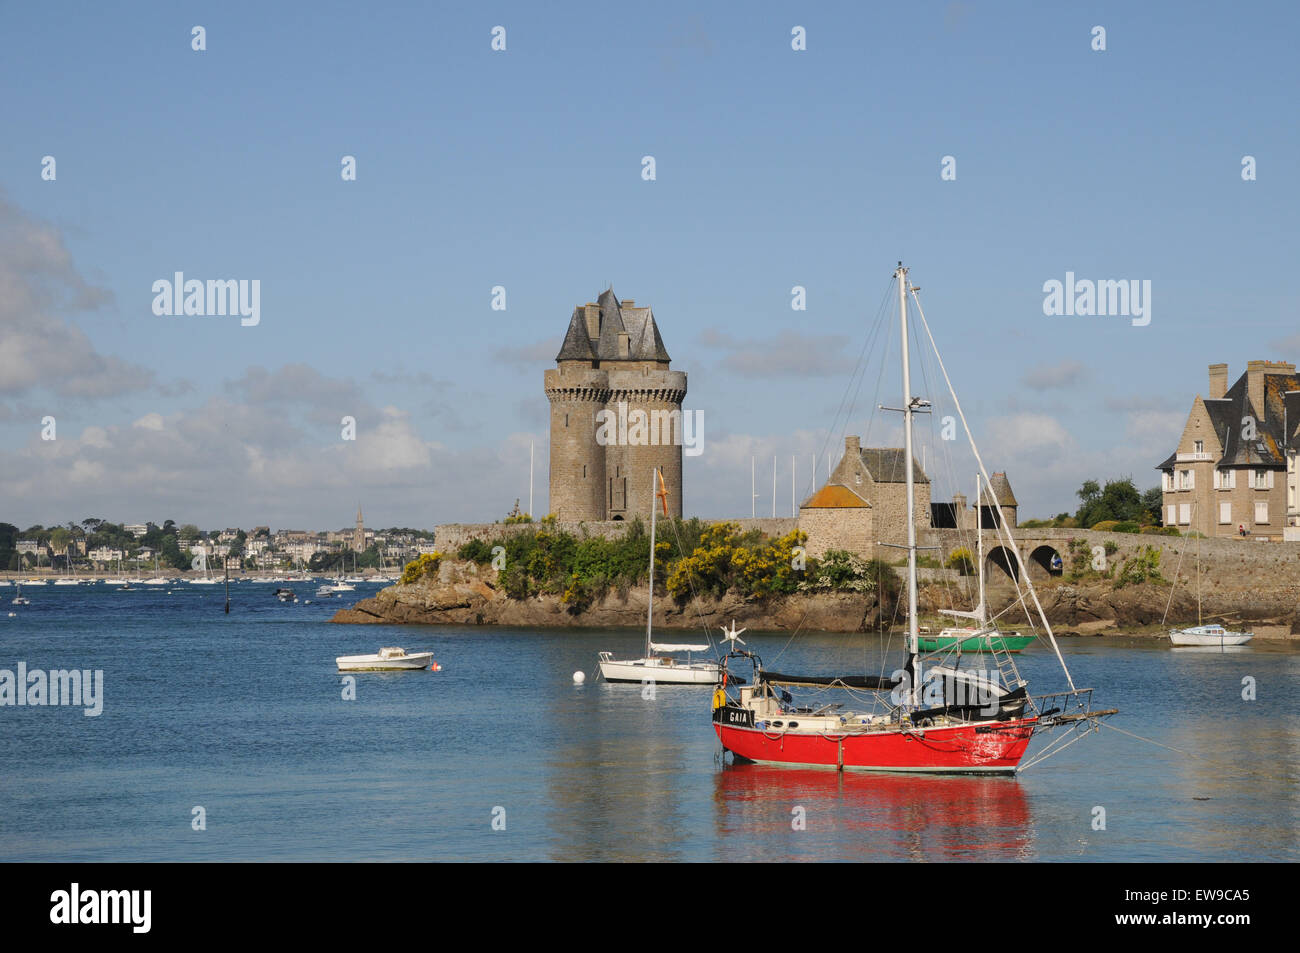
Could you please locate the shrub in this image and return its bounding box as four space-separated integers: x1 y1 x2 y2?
400 552 442 585
457 537 494 564
664 524 809 601
1090 520 1121 532
1113 545 1164 588
1111 521 1141 534
802 549 877 592
945 547 975 576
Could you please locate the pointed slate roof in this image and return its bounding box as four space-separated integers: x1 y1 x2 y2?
555 307 596 361
980 472 1018 507
553 289 672 364
1156 368 1300 470
859 448 929 484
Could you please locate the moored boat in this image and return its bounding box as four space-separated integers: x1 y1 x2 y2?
597 468 721 686
336 647 438 671
917 629 1036 653
712 264 1115 775
1169 624 1252 646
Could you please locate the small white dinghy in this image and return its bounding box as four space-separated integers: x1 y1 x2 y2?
1169 624 1253 647
336 646 439 671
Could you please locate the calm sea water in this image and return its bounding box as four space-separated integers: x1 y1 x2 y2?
1 581 1296 862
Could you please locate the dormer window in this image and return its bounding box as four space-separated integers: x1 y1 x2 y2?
1194 440 1204 454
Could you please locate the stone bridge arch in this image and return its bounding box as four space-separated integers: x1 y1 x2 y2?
1026 543 1064 580
986 545 1019 582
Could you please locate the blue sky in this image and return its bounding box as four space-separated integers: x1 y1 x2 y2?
2 1 1297 530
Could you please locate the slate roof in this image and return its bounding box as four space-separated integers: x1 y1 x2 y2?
859 448 929 484
1157 370 1300 470
554 289 671 363
980 471 1018 507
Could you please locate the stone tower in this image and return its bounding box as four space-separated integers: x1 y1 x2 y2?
544 289 686 521
354 506 364 552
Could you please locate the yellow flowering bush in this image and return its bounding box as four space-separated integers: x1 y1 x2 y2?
400 551 443 585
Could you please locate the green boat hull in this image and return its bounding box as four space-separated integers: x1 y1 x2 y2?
916 634 1035 653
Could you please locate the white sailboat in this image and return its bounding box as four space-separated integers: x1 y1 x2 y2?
597 468 721 686
1166 501 1252 646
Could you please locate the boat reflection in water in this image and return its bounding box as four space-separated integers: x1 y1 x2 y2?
712 764 1033 861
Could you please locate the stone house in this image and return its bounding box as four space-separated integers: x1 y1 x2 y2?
798 436 931 558
1157 360 1298 539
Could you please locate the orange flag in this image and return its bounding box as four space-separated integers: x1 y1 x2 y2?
656 470 669 516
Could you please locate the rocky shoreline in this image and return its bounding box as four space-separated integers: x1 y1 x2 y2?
330 559 1300 640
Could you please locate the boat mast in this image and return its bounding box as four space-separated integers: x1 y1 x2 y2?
1196 500 1202 626
898 263 922 708
646 466 658 657
975 472 986 626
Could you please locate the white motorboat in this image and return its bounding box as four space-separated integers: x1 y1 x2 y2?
596 468 721 686
1169 624 1253 647
142 577 171 586
330 580 356 592
315 584 337 597
54 577 79 586
336 647 438 672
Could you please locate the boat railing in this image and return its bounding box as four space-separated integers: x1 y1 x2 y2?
1029 687 1096 721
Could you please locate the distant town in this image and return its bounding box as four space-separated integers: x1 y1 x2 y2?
0 509 437 575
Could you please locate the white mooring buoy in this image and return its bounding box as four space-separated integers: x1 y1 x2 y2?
572 671 586 685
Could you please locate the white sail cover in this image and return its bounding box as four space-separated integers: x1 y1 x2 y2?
649 642 710 653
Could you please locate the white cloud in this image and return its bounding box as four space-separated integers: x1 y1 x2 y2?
0 195 151 399
132 413 165 431
698 328 858 379
1020 360 1086 391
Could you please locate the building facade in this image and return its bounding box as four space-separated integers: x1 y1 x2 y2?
798 436 932 558
1157 360 1299 539
545 289 686 521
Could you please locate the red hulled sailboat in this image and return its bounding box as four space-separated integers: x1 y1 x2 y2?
712 264 1114 775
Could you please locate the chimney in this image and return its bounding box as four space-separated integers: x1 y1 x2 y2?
845 435 861 454
583 303 601 342
621 299 634 308
1244 361 1294 423
1208 363 1227 400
